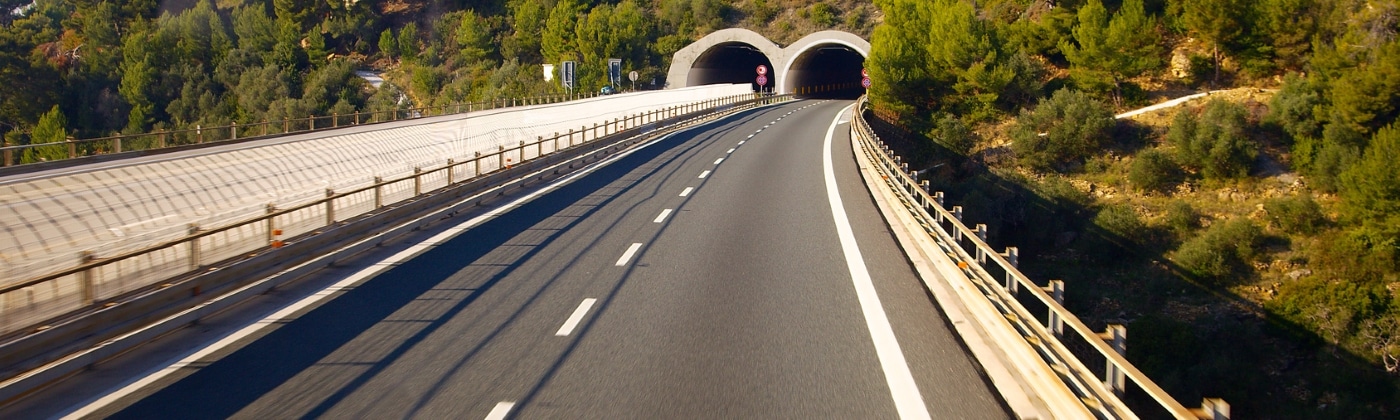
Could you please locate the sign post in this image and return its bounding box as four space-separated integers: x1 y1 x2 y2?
756 65 768 92
561 61 576 94
607 58 622 87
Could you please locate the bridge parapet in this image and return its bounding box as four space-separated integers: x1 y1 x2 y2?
850 96 1230 420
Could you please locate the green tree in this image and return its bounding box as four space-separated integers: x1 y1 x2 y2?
543 0 584 63
1339 124 1400 231
1062 0 1163 103
399 22 420 63
1256 0 1319 70
1010 89 1115 172
233 4 277 55
504 0 545 63
1178 0 1246 85
22 105 68 163
307 25 329 68
456 10 491 64
378 28 396 60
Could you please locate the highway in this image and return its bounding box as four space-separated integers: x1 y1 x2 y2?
6 99 1008 419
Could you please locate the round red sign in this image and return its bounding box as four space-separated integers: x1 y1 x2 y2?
757 65 768 75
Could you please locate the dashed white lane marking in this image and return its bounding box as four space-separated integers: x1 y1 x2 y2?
555 299 597 336
484 401 515 420
727 148 735 154
57 124 703 420
713 158 724 165
822 104 931 419
654 209 673 223
615 243 643 266
738 141 745 145
680 187 694 197
748 134 754 139
698 170 711 179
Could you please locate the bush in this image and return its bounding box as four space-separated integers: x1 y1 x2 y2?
929 113 975 156
1128 149 1182 193
1092 203 1147 257
1264 194 1325 234
1173 218 1263 283
1266 73 1323 142
1011 89 1115 172
1164 200 1199 236
1170 99 1257 179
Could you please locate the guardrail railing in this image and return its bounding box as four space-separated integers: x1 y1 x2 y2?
0 92 789 341
0 93 599 168
850 96 1229 420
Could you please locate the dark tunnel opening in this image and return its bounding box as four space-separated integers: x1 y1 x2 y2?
785 45 866 99
687 42 775 92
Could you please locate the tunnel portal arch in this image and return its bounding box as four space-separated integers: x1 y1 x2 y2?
667 29 871 96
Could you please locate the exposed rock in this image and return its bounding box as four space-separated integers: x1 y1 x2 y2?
1287 269 1313 280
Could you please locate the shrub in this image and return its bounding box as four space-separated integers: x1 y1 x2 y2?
1092 203 1147 257
929 113 975 156
1011 89 1115 172
809 3 838 27
1128 149 1182 193
1171 99 1257 179
1164 200 1199 235
1173 218 1263 283
1264 194 1325 234
1266 73 1323 142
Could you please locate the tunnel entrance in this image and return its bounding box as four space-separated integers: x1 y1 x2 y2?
686 42 775 92
783 44 866 99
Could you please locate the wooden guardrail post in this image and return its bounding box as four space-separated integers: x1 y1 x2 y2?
230 122 238 140
1196 399 1230 420
446 159 455 185
373 177 383 208
474 152 481 178
1100 324 1127 395
1004 247 1019 294
325 189 336 226
66 136 77 159
974 224 988 264
188 223 202 269
1045 280 1065 337
265 204 277 246
413 167 423 196
79 251 95 306
113 136 122 153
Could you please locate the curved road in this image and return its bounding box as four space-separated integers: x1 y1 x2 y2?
7 100 1007 419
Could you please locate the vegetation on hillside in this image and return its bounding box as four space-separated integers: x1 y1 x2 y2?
868 0 1400 416
0 0 873 146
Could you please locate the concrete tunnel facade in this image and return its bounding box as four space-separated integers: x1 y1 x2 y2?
666 29 871 95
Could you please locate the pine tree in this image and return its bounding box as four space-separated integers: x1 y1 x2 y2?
378 28 396 60
22 105 68 163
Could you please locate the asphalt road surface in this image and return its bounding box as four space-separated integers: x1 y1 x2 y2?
8 99 1008 419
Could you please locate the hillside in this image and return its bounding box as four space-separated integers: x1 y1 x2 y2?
0 0 872 147
865 0 1400 417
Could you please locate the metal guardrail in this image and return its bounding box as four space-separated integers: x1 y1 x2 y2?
850 96 1229 420
0 93 789 340
0 93 594 167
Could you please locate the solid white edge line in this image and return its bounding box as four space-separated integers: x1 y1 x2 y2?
822 104 931 419
484 401 515 420
698 170 710 179
679 187 693 197
555 298 598 336
58 112 718 419
615 243 643 266
654 209 673 223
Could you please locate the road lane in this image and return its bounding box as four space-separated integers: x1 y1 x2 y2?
4 100 1006 419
